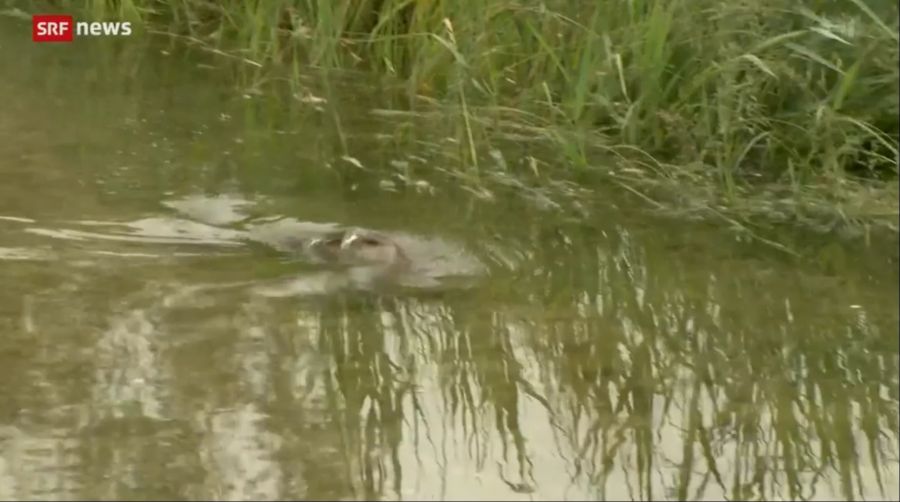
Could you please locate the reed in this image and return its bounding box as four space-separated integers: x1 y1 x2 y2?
74 0 898 211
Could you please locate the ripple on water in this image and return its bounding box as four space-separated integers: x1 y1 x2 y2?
0 247 56 261
23 217 246 248
161 194 254 226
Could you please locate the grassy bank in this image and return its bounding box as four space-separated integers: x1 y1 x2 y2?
62 0 900 229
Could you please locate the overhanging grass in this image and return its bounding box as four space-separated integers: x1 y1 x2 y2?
66 0 899 228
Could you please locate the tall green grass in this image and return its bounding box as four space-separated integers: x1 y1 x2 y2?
77 0 898 203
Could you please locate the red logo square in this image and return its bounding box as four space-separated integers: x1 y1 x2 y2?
33 15 74 42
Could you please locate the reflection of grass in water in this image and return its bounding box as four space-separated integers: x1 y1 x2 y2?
310 220 897 500
447 311 537 492
316 295 415 499
314 292 541 498
523 224 898 500
3 209 895 499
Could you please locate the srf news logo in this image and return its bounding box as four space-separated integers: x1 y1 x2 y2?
32 15 133 42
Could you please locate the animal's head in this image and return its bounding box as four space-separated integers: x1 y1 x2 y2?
338 229 406 266
308 228 406 267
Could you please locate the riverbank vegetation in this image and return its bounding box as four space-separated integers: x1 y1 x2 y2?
67 0 900 232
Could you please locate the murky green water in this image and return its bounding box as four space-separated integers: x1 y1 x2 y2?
1 16 898 501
